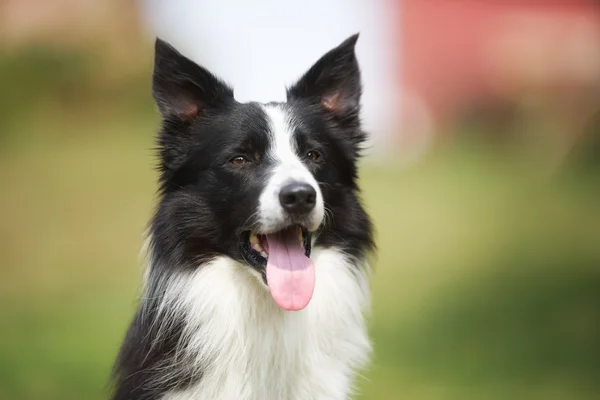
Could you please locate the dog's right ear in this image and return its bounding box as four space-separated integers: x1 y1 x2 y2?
152 38 233 120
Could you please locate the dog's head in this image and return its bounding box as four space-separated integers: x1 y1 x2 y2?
150 35 373 310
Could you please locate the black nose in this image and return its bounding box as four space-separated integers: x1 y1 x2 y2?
279 182 316 215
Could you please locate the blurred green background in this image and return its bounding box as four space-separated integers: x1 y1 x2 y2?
1 2 599 400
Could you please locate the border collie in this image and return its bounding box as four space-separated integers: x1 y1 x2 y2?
112 34 375 400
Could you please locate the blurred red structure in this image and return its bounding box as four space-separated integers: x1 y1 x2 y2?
397 0 600 133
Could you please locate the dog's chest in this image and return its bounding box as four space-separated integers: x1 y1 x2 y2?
163 249 371 400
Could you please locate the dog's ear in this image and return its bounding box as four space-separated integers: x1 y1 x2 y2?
287 34 362 120
152 38 233 120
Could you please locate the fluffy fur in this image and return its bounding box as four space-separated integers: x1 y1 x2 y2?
112 34 375 400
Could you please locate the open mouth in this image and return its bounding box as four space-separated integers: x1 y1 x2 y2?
240 225 314 311
243 225 312 263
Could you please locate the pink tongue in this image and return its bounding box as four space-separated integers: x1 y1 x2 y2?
265 227 315 311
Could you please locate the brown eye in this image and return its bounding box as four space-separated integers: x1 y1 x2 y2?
231 156 249 165
307 150 320 161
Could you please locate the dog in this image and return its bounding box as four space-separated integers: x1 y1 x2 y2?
111 33 375 400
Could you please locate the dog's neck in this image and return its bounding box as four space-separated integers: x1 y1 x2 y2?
146 247 371 400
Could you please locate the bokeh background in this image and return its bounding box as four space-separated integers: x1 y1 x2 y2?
1 1 600 399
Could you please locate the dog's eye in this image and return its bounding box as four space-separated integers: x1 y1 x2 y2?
307 150 320 161
231 156 249 165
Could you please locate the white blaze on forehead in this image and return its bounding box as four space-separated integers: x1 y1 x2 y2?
258 105 324 232
263 105 302 167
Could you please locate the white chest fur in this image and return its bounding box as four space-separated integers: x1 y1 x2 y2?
157 248 371 400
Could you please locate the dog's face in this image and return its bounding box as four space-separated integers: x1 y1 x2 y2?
150 35 372 310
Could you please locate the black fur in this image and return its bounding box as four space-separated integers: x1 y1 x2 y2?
111 35 374 399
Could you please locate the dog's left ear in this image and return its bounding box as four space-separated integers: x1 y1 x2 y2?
287 34 362 119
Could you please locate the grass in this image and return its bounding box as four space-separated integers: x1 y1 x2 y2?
1 115 599 400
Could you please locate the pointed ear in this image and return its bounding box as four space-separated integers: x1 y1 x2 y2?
152 38 233 120
287 34 362 118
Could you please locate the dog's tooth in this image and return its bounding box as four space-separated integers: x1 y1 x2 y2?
297 227 303 241
260 251 268 258
252 243 263 252
249 233 259 244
